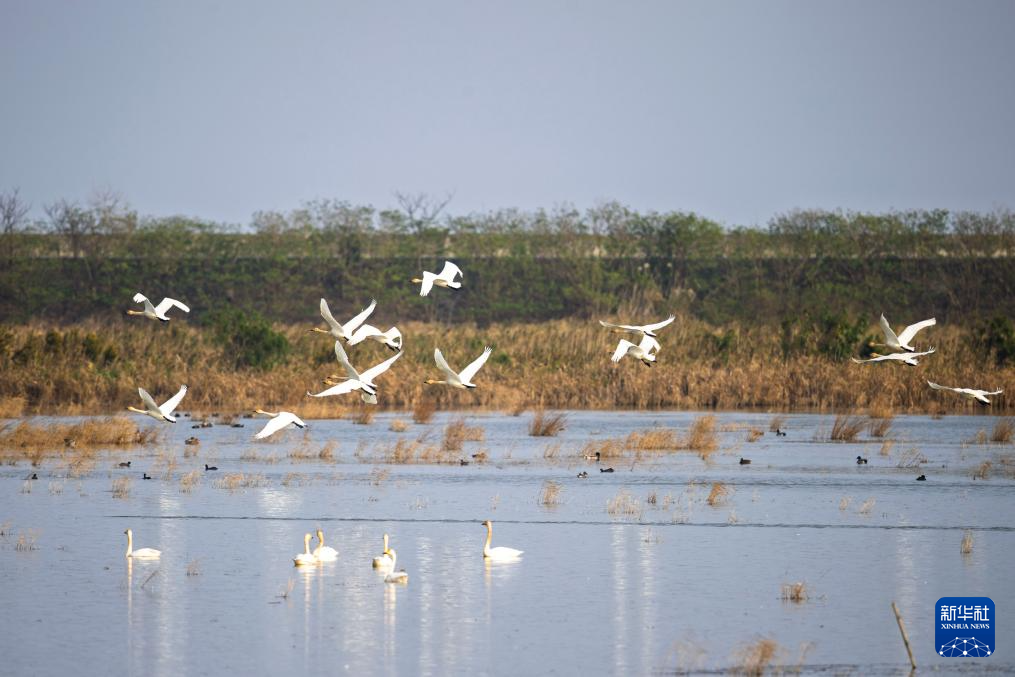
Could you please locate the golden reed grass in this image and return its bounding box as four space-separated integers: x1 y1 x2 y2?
1 320 1011 414
528 410 567 436
781 581 809 603
961 530 974 555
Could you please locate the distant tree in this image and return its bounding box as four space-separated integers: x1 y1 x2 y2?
0 187 30 262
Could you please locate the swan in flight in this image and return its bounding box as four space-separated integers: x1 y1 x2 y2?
927 381 1003 405
311 298 376 341
482 520 523 561
383 549 408 583
126 293 190 322
253 409 306 439
313 529 339 561
599 315 675 339
127 385 188 422
425 347 492 389
293 533 319 566
611 335 661 366
850 349 935 367
347 324 402 352
413 261 462 296
878 314 936 352
124 528 161 559
310 341 402 403
372 534 394 569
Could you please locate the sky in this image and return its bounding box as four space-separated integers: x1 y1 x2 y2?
2 0 1014 228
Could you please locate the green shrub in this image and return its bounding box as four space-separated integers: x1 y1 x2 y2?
205 308 290 370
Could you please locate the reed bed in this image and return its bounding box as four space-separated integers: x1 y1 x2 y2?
528 410 567 437
2 320 1011 415
867 415 893 438
829 414 865 442
351 407 375 425
0 416 158 453
626 427 680 450
992 418 1014 443
213 473 269 491
442 418 484 452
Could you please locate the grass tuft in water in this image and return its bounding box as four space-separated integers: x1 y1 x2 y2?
961 530 974 555
528 410 567 437
991 418 1014 443
538 480 563 507
781 581 809 603
830 414 865 442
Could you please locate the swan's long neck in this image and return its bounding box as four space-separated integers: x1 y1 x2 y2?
484 524 492 556
255 409 278 417
126 310 144 316
411 278 423 284
317 530 325 548
126 406 146 415
310 327 330 334
388 550 396 568
304 534 312 555
383 533 389 554
424 379 447 385
125 530 133 557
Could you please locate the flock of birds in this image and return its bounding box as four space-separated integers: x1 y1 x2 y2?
120 270 1002 578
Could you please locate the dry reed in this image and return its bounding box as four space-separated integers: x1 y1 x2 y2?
768 415 787 432
529 410 568 437
687 415 718 457
214 473 269 492
973 460 992 480
442 418 483 452
111 476 131 499
838 495 852 511
879 440 895 457
352 407 376 425
412 398 436 424
746 428 764 443
961 530 974 555
389 419 409 432
706 482 730 506
867 415 893 438
15 530 39 551
731 638 780 677
895 448 927 468
186 559 201 576
781 581 808 603
179 470 201 493
539 480 563 507
830 415 865 442
626 428 680 450
606 489 643 519
0 417 158 468
858 497 876 515
992 418 1014 443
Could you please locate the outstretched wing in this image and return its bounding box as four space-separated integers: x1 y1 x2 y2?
434 348 458 381
641 316 675 333
599 320 640 333
419 272 436 296
347 323 381 346
985 389 1004 396
255 415 291 440
878 314 900 348
343 299 376 335
138 387 160 412
319 298 342 333
910 348 936 358
638 335 661 354
612 340 635 362
458 346 492 384
896 318 936 347
333 341 361 381
155 298 190 315
926 381 953 392
133 293 156 314
307 380 363 397
438 261 462 282
159 385 188 416
359 351 403 384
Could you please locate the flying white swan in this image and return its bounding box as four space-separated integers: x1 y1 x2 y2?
878 314 936 351
253 409 306 439
425 347 493 389
383 549 408 583
126 293 190 322
482 520 523 561
124 528 161 559
372 534 394 569
127 385 188 422
412 261 462 296
311 298 376 341
313 529 339 561
294 533 319 566
850 349 935 367
611 335 661 366
599 315 675 339
927 381 1003 405
310 341 403 403
347 324 403 352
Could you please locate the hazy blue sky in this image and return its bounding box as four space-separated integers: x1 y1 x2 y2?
2 1 1013 227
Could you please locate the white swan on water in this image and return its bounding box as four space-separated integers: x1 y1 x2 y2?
482 520 522 561
126 293 189 322
311 298 376 341
425 347 492 389
878 314 936 352
927 381 1003 405
127 385 188 423
383 549 408 583
253 409 306 439
412 261 462 297
372 534 394 569
611 335 661 366
124 528 161 559
293 533 319 566
313 529 338 561
850 348 935 367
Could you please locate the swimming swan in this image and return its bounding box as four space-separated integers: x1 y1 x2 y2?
927 381 1003 405
313 529 339 561
850 348 935 367
599 315 675 339
412 260 462 297
293 533 319 566
425 346 493 389
311 298 376 341
482 520 522 561
124 528 161 559
127 385 188 423
253 409 306 439
126 293 190 322
383 549 408 583
611 335 661 366
347 324 403 352
373 534 394 569
877 314 936 352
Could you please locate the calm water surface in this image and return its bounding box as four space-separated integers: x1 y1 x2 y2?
2 411 1013 675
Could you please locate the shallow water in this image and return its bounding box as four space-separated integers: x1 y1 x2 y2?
2 410 1013 675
